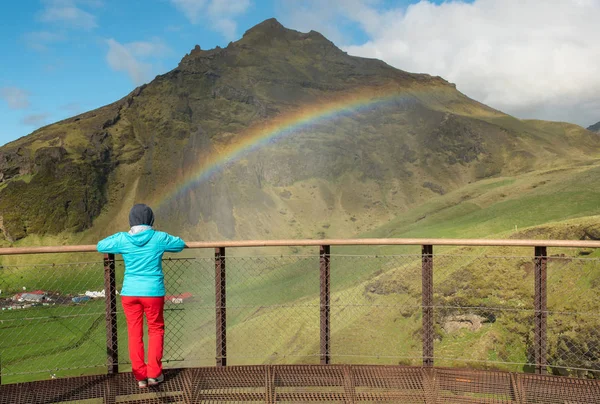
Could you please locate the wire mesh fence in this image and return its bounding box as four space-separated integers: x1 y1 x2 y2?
545 255 600 378
329 254 423 365
160 257 216 368
0 261 108 381
1 244 599 385
225 255 320 364
0 257 217 383
432 254 535 372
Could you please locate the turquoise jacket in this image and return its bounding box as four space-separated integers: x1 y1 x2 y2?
97 228 186 297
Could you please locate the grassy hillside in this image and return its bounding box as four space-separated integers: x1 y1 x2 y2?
1 18 600 383
363 161 600 240
1 19 599 245
3 156 600 382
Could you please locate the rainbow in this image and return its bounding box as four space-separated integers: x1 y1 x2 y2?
154 88 418 208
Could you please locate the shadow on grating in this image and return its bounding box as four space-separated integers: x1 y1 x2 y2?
1 365 600 403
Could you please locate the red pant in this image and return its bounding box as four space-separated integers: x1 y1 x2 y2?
121 296 165 381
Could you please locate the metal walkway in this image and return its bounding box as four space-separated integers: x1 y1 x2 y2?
1 365 599 403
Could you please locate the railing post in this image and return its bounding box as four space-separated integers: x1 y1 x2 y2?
422 245 434 367
320 244 331 365
215 247 227 367
103 253 118 374
534 246 547 374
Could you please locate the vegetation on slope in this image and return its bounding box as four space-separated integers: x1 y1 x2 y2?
1 18 599 244
1 18 600 383
3 156 600 382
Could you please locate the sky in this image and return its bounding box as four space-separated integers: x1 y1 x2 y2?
1 0 599 147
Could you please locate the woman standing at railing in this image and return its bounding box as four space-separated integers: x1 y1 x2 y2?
97 204 185 388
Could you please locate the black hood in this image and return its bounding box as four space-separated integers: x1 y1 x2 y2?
129 204 155 227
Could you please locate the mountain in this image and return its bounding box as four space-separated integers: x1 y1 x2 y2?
1 18 599 243
589 121 600 133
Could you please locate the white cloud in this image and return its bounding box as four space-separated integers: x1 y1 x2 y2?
207 0 250 15
127 39 172 58
279 0 600 126
171 0 207 23
106 39 152 85
0 87 31 110
78 0 104 6
171 0 251 40
212 18 237 41
21 113 51 126
105 38 173 85
39 0 99 30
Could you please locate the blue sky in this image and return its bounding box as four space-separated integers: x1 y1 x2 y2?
1 0 599 147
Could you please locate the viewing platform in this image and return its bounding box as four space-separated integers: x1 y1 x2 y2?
2 364 599 403
1 238 600 403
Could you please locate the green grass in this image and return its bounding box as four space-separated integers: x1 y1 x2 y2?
0 302 107 383
4 161 600 383
475 178 517 191
360 162 600 241
393 191 600 239
4 19 600 384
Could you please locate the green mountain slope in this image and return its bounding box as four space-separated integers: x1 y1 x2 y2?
3 18 600 384
3 113 600 379
589 121 600 133
0 18 599 244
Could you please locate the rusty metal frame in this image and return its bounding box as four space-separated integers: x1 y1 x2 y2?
320 244 331 365
215 246 227 367
2 365 600 403
534 246 547 375
103 253 118 374
422 244 434 367
2 237 600 401
5 237 600 256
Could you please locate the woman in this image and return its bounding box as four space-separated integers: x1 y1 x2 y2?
97 204 185 388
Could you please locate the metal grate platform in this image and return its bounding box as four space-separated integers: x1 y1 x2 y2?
1 365 600 403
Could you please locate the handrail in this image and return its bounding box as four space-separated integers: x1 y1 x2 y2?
0 237 599 255
1 237 597 381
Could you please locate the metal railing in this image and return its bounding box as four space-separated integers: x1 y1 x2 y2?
1 238 600 385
